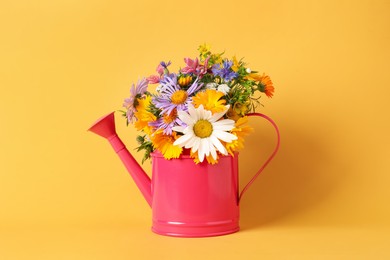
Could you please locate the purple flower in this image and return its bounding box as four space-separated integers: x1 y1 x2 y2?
212 60 238 82
153 74 203 116
160 61 171 69
149 110 185 135
160 61 171 75
123 78 148 123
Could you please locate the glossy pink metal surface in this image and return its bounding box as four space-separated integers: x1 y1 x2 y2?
150 152 239 237
88 111 280 237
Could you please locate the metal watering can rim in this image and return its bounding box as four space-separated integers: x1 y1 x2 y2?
88 111 280 206
150 150 239 159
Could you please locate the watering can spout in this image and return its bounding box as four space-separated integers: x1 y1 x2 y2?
88 112 152 207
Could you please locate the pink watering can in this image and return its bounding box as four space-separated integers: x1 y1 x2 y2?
89 111 280 237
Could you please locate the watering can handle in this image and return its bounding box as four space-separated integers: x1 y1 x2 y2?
239 113 281 202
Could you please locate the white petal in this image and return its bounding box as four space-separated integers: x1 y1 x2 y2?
213 120 235 131
183 126 194 135
198 140 205 162
213 130 238 143
172 125 185 133
196 105 205 119
201 138 210 156
191 138 200 153
210 135 227 155
173 133 194 146
209 105 229 122
198 152 205 162
178 110 194 125
188 104 199 121
209 141 217 160
213 125 234 131
203 109 212 120
184 135 197 149
214 118 235 125
198 138 204 158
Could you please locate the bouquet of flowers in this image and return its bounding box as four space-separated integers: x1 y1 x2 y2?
122 44 274 164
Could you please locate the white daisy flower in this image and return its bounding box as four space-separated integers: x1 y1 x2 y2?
173 104 237 162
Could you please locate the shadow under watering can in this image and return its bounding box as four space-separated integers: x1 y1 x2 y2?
88 111 280 237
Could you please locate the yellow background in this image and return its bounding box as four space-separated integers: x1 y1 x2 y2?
1 0 390 259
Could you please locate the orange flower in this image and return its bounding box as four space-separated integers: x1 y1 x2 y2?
151 130 182 159
259 74 275 98
134 96 156 135
192 89 227 114
245 73 275 98
224 116 254 156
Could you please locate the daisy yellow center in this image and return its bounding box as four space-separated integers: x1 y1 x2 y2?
193 120 213 138
171 90 188 105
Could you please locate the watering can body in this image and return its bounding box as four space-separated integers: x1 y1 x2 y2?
151 152 240 237
89 111 279 237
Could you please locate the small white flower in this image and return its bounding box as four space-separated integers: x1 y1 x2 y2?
217 84 230 95
173 104 237 162
156 84 163 93
206 82 217 90
246 68 251 73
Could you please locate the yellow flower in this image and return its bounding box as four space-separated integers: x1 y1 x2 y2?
245 72 262 81
225 116 254 156
178 75 192 87
192 89 226 114
134 96 156 135
211 53 223 64
226 108 240 121
226 102 251 121
231 56 240 72
198 43 211 56
151 130 183 160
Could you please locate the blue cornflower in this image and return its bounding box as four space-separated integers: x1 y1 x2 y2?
211 60 238 82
